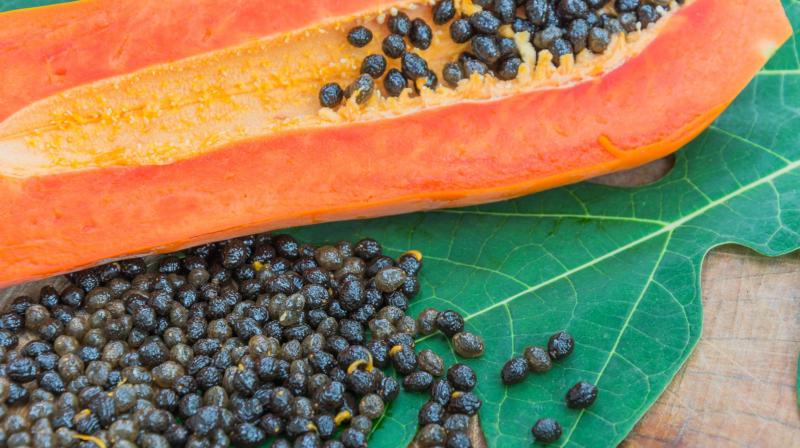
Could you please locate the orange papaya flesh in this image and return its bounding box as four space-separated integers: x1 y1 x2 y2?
0 0 386 123
0 0 791 286
1 0 682 175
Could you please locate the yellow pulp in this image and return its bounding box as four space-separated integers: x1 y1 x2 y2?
0 0 680 177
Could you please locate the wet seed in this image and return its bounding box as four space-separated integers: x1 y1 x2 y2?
498 37 519 58
443 413 469 433
469 11 501 34
347 26 373 48
619 12 638 32
361 54 387 79
315 246 344 271
447 391 482 416
549 38 573 65
567 18 589 53
603 15 624 34
417 349 445 376
415 70 438 92
493 0 516 23
501 357 529 385
381 34 406 59
416 308 439 335
409 18 433 50
341 427 367 447
358 394 384 419
566 381 598 409
615 0 640 13
435 310 464 337
416 423 446 447
449 18 474 44
447 430 472 448
472 35 501 65
374 267 407 293
344 75 375 105
532 418 562 443
459 53 489 77
401 52 429 80
452 332 485 358
533 25 563 51
387 11 412 36
523 345 552 373
447 364 477 392
496 57 522 81
390 344 417 375
548 331 575 361
433 0 456 25
442 62 464 87
638 4 660 28
558 0 590 19
588 26 611 53
403 371 434 392
318 83 344 108
418 400 445 425
9 357 38 383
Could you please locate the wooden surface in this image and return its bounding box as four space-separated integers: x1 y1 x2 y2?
1 158 798 447
624 245 800 447
596 158 800 447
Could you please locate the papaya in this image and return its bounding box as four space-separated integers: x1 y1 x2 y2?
0 0 791 286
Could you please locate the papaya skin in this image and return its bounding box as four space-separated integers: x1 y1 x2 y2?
0 0 792 286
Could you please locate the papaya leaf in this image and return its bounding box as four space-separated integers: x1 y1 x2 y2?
0 0 72 11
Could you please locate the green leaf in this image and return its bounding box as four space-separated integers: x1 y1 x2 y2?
2 0 797 446
0 0 72 12
289 4 800 446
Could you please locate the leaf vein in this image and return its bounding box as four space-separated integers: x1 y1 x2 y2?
559 232 672 446
432 209 667 226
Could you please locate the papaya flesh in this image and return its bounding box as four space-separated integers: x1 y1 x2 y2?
0 0 791 286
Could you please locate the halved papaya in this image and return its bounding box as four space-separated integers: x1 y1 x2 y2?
0 0 791 286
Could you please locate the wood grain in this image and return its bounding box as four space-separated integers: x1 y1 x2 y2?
624 245 800 447
595 158 800 447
